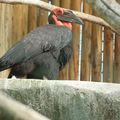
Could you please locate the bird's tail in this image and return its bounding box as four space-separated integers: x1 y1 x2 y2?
0 56 14 72
0 40 25 73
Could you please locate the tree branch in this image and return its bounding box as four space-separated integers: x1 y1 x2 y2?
86 0 120 34
0 0 117 33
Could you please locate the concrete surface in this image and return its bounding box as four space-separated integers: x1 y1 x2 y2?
0 79 120 120
0 92 50 120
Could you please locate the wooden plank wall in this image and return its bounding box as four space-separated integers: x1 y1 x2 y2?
38 0 48 26
81 0 92 81
91 14 102 82
103 28 113 82
0 4 13 77
0 1 120 82
114 0 120 83
69 0 81 80
28 5 37 32
59 0 71 80
80 1 115 82
114 34 120 82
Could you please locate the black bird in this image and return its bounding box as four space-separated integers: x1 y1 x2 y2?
0 8 83 79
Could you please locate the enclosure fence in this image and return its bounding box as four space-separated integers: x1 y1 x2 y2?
0 0 120 82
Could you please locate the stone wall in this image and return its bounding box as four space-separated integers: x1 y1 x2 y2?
0 79 120 120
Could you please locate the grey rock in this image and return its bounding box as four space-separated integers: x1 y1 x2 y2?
0 92 50 120
0 79 120 120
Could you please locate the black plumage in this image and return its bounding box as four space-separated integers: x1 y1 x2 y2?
1 25 72 79
0 8 83 79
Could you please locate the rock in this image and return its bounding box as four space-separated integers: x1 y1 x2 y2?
0 92 49 120
0 79 120 120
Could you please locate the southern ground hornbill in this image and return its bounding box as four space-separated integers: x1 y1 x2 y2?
0 8 83 79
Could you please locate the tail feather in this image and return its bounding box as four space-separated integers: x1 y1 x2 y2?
0 57 14 72
0 42 25 72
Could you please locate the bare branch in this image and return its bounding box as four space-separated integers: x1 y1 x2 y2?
0 0 117 33
86 0 120 34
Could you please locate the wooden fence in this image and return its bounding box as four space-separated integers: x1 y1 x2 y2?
0 0 120 82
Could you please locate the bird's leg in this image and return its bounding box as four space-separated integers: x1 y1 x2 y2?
43 76 48 80
11 75 17 79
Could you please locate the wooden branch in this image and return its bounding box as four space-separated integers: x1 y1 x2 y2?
0 0 116 33
86 0 120 34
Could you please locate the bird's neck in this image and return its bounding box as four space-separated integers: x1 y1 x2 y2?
52 15 72 30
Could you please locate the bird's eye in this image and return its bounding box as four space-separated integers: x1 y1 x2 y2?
57 10 62 15
52 8 63 16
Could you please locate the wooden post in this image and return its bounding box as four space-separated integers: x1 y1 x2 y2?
28 5 37 32
11 5 28 79
116 0 120 4
81 0 92 81
37 0 48 26
114 34 120 82
60 0 71 9
51 0 60 6
113 0 120 83
103 28 113 82
0 4 13 78
0 4 28 78
91 13 102 81
12 5 28 44
58 0 71 80
69 0 81 80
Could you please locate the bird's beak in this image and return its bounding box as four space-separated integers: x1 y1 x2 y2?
58 11 84 25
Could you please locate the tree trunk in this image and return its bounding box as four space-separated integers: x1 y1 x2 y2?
86 0 120 34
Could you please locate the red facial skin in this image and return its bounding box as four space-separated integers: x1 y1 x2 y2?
52 8 72 30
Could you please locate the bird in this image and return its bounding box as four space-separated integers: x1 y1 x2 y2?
0 8 83 80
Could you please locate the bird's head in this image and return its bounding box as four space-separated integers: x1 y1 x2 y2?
48 8 83 30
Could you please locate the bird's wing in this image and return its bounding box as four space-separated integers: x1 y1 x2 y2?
0 25 72 71
27 52 60 79
58 44 73 70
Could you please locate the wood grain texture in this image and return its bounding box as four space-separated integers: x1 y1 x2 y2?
37 0 48 26
59 0 71 80
0 4 13 77
91 19 102 81
103 28 113 82
114 34 120 83
113 0 120 83
28 5 37 32
69 0 81 80
0 0 115 32
51 0 60 6
11 4 28 79
12 4 28 44
81 0 92 81
114 0 120 82
0 4 28 78
86 0 120 34
114 34 120 82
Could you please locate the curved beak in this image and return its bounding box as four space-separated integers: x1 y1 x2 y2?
58 11 84 25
